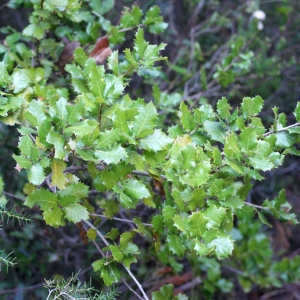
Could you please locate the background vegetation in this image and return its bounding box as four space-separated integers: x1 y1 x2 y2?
0 0 300 299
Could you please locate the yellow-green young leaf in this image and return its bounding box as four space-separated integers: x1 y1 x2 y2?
239 128 257 152
51 159 66 190
107 50 119 76
63 203 89 223
122 179 150 200
87 228 97 240
167 234 185 256
109 245 124 262
43 206 65 228
194 240 214 256
0 62 10 86
224 133 241 160
293 102 300 121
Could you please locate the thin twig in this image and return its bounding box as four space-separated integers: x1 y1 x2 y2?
122 278 145 300
263 122 300 137
90 214 152 227
82 220 149 300
245 202 269 210
2 191 25 202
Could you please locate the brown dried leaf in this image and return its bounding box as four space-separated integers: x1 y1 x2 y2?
58 41 80 69
89 36 112 65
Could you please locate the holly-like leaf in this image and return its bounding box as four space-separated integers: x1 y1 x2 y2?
51 158 66 190
207 236 234 259
217 97 231 119
122 179 150 200
239 128 257 152
131 102 158 138
241 96 263 118
151 284 174 300
188 211 208 237
25 188 58 210
59 183 89 199
167 234 185 256
63 203 89 223
94 145 127 164
204 121 226 143
180 101 195 131
65 119 98 137
43 206 65 228
28 164 45 185
203 205 227 230
67 102 84 124
46 131 66 159
139 129 173 152
97 129 120 149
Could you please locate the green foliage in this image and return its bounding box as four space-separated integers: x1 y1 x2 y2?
1 0 300 299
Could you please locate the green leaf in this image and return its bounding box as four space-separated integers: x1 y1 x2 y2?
203 121 226 143
23 24 44 39
28 164 45 185
131 102 158 138
94 145 127 165
90 0 114 15
203 205 227 230
139 129 173 152
107 50 119 75
60 183 89 199
25 188 58 210
134 28 148 57
51 159 66 190
180 101 195 131
98 129 120 149
43 207 65 228
63 203 89 223
109 245 124 262
122 179 150 200
275 132 296 147
151 284 174 300
65 119 98 137
188 211 208 237
0 62 10 86
167 234 185 256
207 236 234 259
13 154 32 169
12 69 31 93
239 128 257 152
217 97 231 119
46 131 66 159
241 96 263 117
67 102 84 124
293 102 300 121
101 263 120 286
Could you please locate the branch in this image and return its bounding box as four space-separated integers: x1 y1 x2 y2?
82 220 149 300
90 213 152 227
245 202 270 210
263 122 300 137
